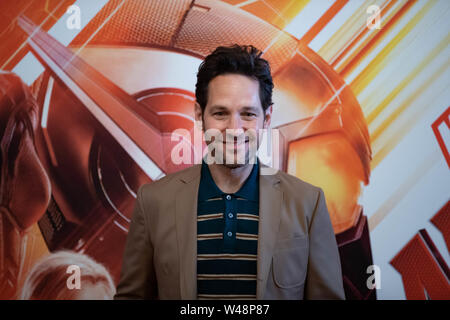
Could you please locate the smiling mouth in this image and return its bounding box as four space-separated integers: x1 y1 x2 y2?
223 140 249 147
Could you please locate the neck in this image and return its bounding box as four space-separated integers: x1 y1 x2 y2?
207 159 256 194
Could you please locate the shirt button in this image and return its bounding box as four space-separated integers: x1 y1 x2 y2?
226 195 231 200
228 213 233 219
227 231 233 237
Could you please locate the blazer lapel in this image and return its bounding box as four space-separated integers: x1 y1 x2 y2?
257 164 282 299
175 164 202 299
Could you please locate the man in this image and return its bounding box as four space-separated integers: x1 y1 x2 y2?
114 44 345 300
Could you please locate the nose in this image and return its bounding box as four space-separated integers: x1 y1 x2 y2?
228 112 242 130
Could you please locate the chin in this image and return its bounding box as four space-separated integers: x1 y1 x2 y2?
221 153 254 168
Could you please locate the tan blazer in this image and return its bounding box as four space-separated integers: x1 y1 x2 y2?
114 162 345 300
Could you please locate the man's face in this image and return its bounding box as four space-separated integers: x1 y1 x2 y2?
195 73 272 168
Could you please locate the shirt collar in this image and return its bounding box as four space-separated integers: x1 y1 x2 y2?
198 158 259 201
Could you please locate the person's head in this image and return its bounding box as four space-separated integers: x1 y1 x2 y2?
19 250 115 300
194 44 274 168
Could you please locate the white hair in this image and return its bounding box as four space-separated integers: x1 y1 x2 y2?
19 250 115 300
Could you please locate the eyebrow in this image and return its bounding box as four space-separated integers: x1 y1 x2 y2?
209 105 260 112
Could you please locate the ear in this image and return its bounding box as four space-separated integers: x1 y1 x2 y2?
194 102 204 129
195 101 204 120
263 105 273 129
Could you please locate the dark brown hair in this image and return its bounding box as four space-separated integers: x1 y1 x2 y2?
195 44 274 113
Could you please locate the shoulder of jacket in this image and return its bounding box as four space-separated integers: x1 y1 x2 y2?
274 170 321 197
138 164 202 196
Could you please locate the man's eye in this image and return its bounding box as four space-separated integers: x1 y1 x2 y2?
243 113 256 117
214 112 225 116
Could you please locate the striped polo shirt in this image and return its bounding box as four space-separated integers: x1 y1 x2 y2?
197 158 259 299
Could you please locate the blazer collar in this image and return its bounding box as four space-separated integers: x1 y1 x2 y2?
175 160 282 299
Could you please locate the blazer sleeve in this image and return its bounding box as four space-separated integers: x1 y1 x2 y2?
304 187 345 300
114 185 157 299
